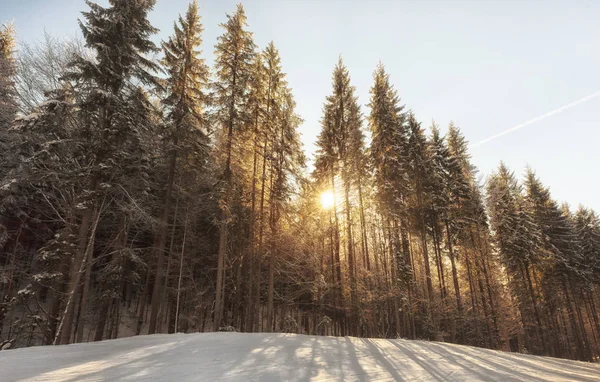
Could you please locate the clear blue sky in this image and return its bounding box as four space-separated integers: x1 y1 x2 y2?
3 0 600 211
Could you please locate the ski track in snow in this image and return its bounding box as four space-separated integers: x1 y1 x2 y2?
2 333 600 381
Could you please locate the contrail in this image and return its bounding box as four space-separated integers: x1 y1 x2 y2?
472 90 600 148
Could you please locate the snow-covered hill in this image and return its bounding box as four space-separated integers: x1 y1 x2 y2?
2 333 599 381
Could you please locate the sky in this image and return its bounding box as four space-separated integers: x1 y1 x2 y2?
3 0 600 211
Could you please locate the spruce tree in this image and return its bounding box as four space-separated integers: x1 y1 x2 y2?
0 87 79 344
524 169 592 359
244 53 266 331
55 0 160 345
315 57 364 335
444 124 475 321
267 82 305 331
212 4 256 331
574 207 600 285
368 64 408 219
367 63 413 336
427 125 452 307
487 163 546 354
406 112 435 315
147 0 210 335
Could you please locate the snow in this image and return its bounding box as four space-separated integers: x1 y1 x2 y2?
2 333 600 381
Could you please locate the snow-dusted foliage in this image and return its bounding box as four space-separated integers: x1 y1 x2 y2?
0 0 598 366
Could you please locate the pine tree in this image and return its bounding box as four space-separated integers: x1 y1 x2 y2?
573 207 600 352
267 82 305 331
426 125 452 310
55 0 160 345
212 3 256 331
574 207 600 285
367 63 413 337
147 0 210 335
368 64 409 219
487 163 546 354
444 124 473 321
1 0 598 360
244 52 266 332
315 57 364 335
0 87 79 344
406 113 435 318
524 169 592 359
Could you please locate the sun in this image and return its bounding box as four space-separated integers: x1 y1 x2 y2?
320 191 335 210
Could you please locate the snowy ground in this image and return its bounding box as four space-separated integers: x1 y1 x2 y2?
2 333 600 381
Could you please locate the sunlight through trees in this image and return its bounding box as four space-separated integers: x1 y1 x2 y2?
0 1 598 363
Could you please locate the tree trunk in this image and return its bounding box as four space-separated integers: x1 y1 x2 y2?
445 222 463 323
330 168 343 305
254 120 271 331
148 150 177 334
215 58 238 332
75 222 97 343
214 206 228 332
523 263 546 353
56 202 101 345
174 214 187 332
266 233 276 332
356 173 370 271
432 224 446 299
136 268 152 335
245 116 261 332
94 301 110 342
344 177 358 336
416 184 434 306
159 195 180 332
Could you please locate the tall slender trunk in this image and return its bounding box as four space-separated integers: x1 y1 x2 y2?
3 227 22 317
562 278 584 359
174 213 188 332
523 263 546 353
74 218 97 343
214 206 228 331
94 301 110 342
356 173 370 271
371 221 381 286
215 57 238 332
267 114 286 332
399 220 415 339
149 150 177 334
588 291 600 345
266 170 276 332
416 184 434 305
445 221 463 317
583 292 599 357
158 194 180 332
465 251 477 314
56 211 91 345
432 224 446 299
329 211 336 285
330 168 343 303
344 176 357 336
476 225 499 342
245 113 260 332
47 255 71 344
574 290 593 361
135 266 152 335
56 202 101 345
266 232 276 332
254 123 270 331
95 218 129 342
